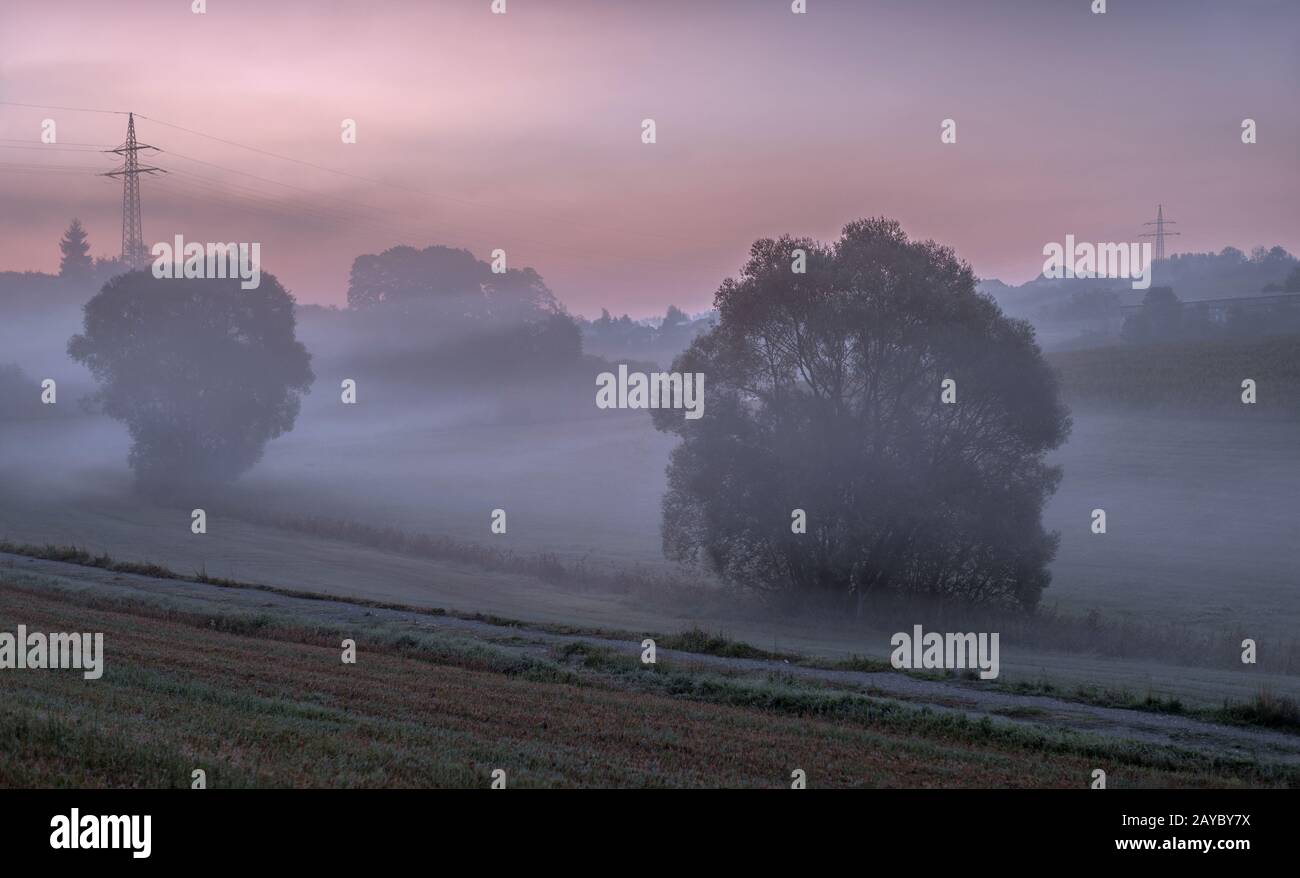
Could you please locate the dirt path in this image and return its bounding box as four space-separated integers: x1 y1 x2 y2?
4 550 1298 767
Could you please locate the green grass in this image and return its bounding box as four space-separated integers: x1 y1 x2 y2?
656 626 792 661
817 654 894 673
4 539 1298 737
3 579 1295 788
0 542 180 580
1216 688 1300 732
1001 678 1300 733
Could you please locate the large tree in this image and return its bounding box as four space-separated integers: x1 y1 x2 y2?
653 219 1070 611
69 271 314 495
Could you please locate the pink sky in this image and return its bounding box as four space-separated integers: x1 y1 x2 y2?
1 0 1297 317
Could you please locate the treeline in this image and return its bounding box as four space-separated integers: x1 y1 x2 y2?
305 244 714 390
0 219 132 309
1121 283 1300 345
577 305 713 366
1049 334 1300 414
295 244 592 389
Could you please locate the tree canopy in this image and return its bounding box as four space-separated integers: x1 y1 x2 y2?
346 244 561 325
653 218 1071 611
68 271 314 495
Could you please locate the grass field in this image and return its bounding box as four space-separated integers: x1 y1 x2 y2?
5 403 1299 642
2 363 1299 789
2 574 1293 788
1 404 1298 710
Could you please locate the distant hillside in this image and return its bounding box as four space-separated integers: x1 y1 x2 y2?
980 246 1299 351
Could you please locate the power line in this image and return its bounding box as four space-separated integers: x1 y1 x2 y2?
134 112 703 248
151 168 687 268
0 102 699 248
0 143 114 153
0 100 128 116
161 150 398 224
2 99 702 267
0 162 107 175
0 138 116 148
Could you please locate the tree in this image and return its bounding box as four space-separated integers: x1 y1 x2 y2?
92 254 130 286
58 219 93 280
1122 286 1182 344
0 363 36 420
345 244 560 323
68 271 314 495
652 218 1070 612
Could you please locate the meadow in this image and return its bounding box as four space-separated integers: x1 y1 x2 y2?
1 568 1293 788
1 397 1297 709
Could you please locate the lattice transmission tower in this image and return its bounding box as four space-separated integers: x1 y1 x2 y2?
1140 204 1180 262
101 113 164 268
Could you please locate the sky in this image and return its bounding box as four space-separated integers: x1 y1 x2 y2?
1 0 1297 317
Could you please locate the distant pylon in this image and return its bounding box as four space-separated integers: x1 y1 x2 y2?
1140 204 1180 262
101 113 164 268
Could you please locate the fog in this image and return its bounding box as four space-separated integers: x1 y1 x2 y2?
2 262 1298 704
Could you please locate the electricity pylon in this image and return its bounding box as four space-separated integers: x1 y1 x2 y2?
1140 204 1180 262
101 113 164 268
